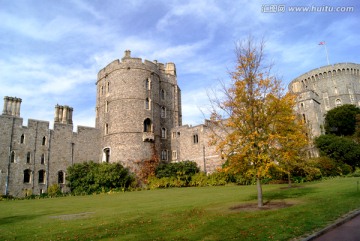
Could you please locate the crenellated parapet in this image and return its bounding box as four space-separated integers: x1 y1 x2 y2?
289 63 360 93
96 50 177 83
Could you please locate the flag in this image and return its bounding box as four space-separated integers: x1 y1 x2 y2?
319 41 326 45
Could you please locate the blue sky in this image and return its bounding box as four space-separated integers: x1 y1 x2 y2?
1 0 359 129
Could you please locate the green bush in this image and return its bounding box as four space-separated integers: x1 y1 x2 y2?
47 184 62 197
66 162 135 195
155 161 200 185
348 167 360 177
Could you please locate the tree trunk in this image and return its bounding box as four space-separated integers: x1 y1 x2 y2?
288 172 292 188
257 177 263 207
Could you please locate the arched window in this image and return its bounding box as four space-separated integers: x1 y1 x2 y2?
145 78 151 90
161 106 166 118
38 170 46 184
145 98 150 110
144 118 152 132
26 152 31 164
10 151 15 163
335 99 342 107
107 82 110 93
103 148 110 163
23 169 31 183
161 89 165 100
40 154 45 164
58 171 65 184
105 123 109 135
161 128 167 139
42 136 46 146
105 101 109 113
20 134 25 144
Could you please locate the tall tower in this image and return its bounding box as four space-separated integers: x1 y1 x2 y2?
95 50 182 169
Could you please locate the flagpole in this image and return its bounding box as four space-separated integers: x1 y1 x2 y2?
319 41 330 65
324 43 330 65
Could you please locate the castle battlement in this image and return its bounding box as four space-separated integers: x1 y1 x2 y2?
97 50 176 82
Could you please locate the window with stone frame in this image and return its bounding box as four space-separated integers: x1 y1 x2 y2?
40 153 45 164
161 128 167 139
144 118 152 132
38 170 46 184
161 106 166 118
105 123 109 135
23 169 31 183
42 136 46 146
145 98 151 110
58 171 65 184
193 134 199 144
10 151 15 163
161 150 168 161
160 89 166 100
172 151 177 160
20 134 25 144
26 152 31 164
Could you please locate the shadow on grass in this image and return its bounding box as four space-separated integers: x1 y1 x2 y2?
0 214 40 225
247 186 318 202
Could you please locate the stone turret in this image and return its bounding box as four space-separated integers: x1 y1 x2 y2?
54 104 73 124
2 96 22 117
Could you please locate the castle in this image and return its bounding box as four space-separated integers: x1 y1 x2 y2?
1 50 359 197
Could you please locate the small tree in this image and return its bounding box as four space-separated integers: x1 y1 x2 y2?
324 104 360 136
209 37 308 207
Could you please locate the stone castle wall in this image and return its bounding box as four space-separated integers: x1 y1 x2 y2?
289 63 360 138
0 101 100 197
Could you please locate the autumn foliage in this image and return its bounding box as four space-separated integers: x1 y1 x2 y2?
209 37 309 206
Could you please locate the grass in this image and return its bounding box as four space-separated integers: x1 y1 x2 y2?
0 177 359 241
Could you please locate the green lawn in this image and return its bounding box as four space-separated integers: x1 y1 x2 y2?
1 177 359 241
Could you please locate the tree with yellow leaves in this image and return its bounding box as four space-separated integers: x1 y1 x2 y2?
209 37 308 207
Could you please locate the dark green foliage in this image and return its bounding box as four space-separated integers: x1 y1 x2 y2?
324 104 360 136
310 156 352 177
66 161 134 195
155 161 200 183
315 135 360 168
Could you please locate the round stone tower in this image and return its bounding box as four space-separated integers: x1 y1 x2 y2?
289 63 360 138
95 50 182 169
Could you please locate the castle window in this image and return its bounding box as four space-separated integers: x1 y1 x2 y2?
105 101 109 113
107 82 110 93
145 78 151 90
193 134 199 144
101 86 104 95
172 151 177 160
20 134 25 144
161 128 167 139
303 114 306 123
26 152 31 164
103 148 110 163
161 107 166 118
105 123 109 135
38 170 46 184
145 98 151 110
161 89 166 100
144 118 152 132
172 132 177 139
23 169 31 183
58 171 65 184
10 151 15 163
40 154 45 164
161 150 168 161
42 136 46 146
335 99 342 107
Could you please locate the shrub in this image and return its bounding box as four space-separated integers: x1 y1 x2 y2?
66 161 135 195
47 184 62 197
155 161 200 185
